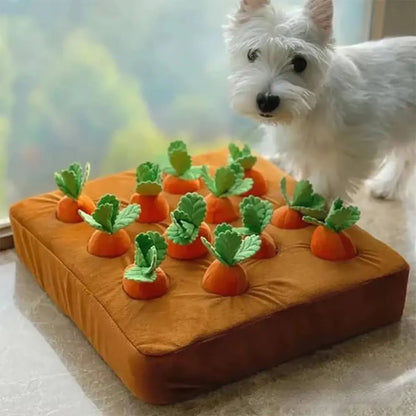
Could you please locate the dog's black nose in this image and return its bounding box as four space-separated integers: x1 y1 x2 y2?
256 92 280 113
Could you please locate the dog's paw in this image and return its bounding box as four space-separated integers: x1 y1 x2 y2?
367 179 397 200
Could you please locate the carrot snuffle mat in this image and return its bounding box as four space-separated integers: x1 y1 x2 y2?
10 143 409 405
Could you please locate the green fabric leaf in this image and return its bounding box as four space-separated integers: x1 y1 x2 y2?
135 162 162 195
214 223 233 238
54 162 91 199
293 206 328 220
228 143 257 170
179 166 203 180
81 162 91 188
280 177 291 206
60 170 79 199
229 162 245 180
134 231 167 281
303 198 361 232
234 234 261 263
240 196 273 234
78 210 104 231
200 165 216 194
92 203 114 234
135 182 162 195
302 216 324 227
280 177 327 219
203 163 253 197
68 163 83 196
163 141 203 179
124 263 157 283
169 148 191 177
325 198 361 233
215 167 236 196
203 226 260 265
54 172 72 198
113 203 141 232
214 230 242 266
144 231 167 268
167 193 206 245
228 143 241 161
178 192 206 226
167 216 198 245
226 177 253 197
201 237 219 261
81 194 134 234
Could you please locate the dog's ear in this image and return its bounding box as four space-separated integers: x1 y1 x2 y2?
239 0 270 13
305 0 333 34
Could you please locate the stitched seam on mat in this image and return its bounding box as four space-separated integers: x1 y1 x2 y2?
10 216 148 359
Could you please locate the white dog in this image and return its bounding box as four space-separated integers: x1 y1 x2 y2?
225 0 416 200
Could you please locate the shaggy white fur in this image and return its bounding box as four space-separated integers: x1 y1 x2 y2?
225 0 416 200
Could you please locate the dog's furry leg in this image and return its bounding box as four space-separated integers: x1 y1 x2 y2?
369 147 416 200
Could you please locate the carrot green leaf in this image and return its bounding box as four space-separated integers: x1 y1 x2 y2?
201 225 260 266
113 203 142 233
228 143 257 170
124 232 167 282
201 163 253 198
280 177 327 219
238 196 273 235
54 162 90 199
79 194 140 234
167 192 207 245
214 223 233 238
135 162 162 195
234 234 262 263
163 140 203 180
303 198 360 233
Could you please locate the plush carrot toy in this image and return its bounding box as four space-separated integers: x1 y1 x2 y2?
303 198 361 261
162 140 204 194
130 162 169 223
272 177 327 229
165 192 213 260
54 162 95 223
236 196 276 259
228 143 267 196
123 231 169 300
79 194 140 258
201 163 253 224
201 224 260 296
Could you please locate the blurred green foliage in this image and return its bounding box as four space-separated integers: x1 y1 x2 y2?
0 0 371 217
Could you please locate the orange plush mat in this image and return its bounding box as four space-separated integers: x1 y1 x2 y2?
10 150 409 404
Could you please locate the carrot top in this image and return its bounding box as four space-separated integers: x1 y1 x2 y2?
163 140 203 180
280 177 327 219
201 163 253 198
135 162 163 195
228 143 257 170
167 192 207 245
303 198 361 233
124 232 167 282
79 194 140 234
202 224 260 266
236 196 273 235
54 162 90 200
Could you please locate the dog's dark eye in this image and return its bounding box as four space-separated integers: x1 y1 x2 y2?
292 55 307 73
248 48 259 63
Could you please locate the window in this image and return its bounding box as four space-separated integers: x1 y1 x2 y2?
0 0 374 218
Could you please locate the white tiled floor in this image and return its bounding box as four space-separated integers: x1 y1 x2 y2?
0 187 415 416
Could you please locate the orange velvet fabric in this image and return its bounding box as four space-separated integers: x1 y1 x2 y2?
10 150 409 404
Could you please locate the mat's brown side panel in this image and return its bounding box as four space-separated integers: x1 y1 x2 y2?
10 216 163 403
143 267 408 404
10 213 409 405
